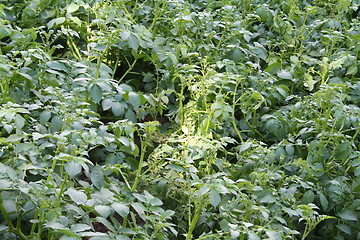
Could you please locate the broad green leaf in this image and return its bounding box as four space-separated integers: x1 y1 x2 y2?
14 143 34 153
118 136 130 146
66 188 88 205
45 221 68 230
70 224 92 233
251 42 267 60
285 144 294 155
209 189 221 208
125 109 137 122
95 205 113 218
149 197 163 206
69 16 81 26
121 31 131 41
47 17 66 29
277 70 292 79
346 65 357 76
39 110 51 125
14 114 25 130
336 224 351 235
6 133 23 142
248 233 261 240
231 49 243 62
128 34 139 51
301 190 315 204
0 26 11 39
265 62 281 74
17 72 33 81
50 116 62 133
102 98 113 111
112 202 129 218
257 191 276 203
90 165 105 189
133 193 147 203
65 161 82 179
131 202 146 217
127 92 140 110
338 208 358 221
319 193 328 210
66 3 79 14
111 101 125 117
334 142 350 160
265 230 282 240
0 179 12 189
4 124 13 134
166 164 186 172
47 61 67 71
90 84 103 104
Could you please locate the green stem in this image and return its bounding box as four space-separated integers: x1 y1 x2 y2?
118 53 140 83
232 83 243 142
186 197 204 240
0 191 29 240
131 136 147 192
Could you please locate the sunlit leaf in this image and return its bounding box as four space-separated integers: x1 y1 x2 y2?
66 188 87 205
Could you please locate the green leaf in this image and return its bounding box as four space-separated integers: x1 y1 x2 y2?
277 70 292 79
0 179 12 189
166 164 186 172
334 142 350 161
112 203 129 218
102 98 113 111
133 193 147 203
39 110 51 125
248 232 261 240
121 31 131 41
90 84 103 104
209 189 221 208
50 116 62 133
346 65 357 76
70 224 92 233
125 109 137 122
4 124 13 134
14 114 25 130
47 61 67 71
111 102 125 117
47 17 66 29
265 62 281 74
6 133 23 142
65 161 82 179
66 3 79 14
118 136 130 146
338 208 358 221
131 202 146 217
14 143 34 153
66 188 88 205
128 34 139 51
95 205 113 218
257 191 276 203
301 190 315 204
336 224 351 235
127 92 141 110
91 165 105 189
149 197 163 206
265 230 282 240
319 193 328 210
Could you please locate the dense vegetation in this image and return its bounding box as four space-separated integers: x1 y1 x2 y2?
1 0 360 239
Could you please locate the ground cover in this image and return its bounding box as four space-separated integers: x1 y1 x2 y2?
0 0 360 239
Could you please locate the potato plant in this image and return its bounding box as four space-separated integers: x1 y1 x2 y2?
0 0 359 239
